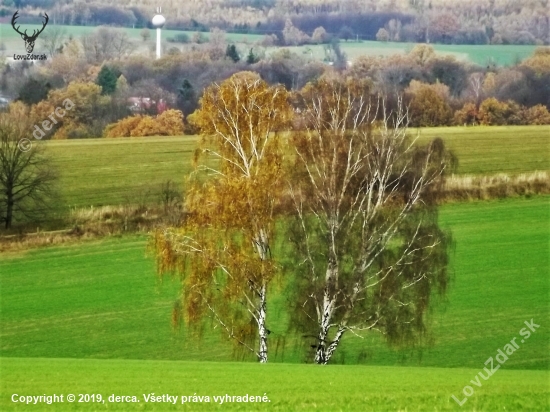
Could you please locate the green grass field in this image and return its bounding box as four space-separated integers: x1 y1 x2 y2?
0 113 549 409
270 41 537 66
1 358 548 411
0 196 549 410
336 197 549 370
45 136 198 208
38 126 549 208
0 23 263 56
0 23 537 66
415 126 550 176
1 197 548 367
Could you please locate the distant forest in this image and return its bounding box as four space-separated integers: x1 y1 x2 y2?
1 0 548 45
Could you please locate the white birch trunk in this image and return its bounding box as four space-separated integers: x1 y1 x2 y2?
324 327 346 364
254 229 270 363
258 282 268 363
314 261 338 364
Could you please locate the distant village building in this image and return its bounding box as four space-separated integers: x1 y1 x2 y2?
127 97 167 114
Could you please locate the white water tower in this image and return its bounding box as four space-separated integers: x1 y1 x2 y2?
152 7 166 59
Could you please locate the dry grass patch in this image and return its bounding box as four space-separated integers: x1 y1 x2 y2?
444 171 549 200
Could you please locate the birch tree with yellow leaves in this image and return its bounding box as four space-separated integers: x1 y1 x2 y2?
152 72 292 363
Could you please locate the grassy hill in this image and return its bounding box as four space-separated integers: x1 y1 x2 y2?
1 194 549 411
1 197 548 369
334 196 549 369
45 136 198 208
40 126 550 209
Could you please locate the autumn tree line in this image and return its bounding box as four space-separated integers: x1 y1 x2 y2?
1 34 549 140
2 0 548 46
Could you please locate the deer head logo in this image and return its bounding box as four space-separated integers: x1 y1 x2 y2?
11 11 49 54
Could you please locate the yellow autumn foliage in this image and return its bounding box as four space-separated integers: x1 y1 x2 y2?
104 109 184 137
30 81 110 139
406 81 453 127
104 115 144 137
156 110 185 136
522 47 550 76
151 72 292 362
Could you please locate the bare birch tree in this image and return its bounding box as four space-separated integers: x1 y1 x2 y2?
287 75 452 364
152 72 292 363
468 72 485 107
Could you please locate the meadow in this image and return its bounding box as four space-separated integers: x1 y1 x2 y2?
0 22 537 66
1 124 549 410
414 126 550 175
0 196 549 410
1 358 548 411
40 126 550 209
45 136 198 208
279 41 537 67
1 197 548 366
0 23 263 56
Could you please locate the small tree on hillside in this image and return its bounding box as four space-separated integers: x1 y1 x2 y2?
407 84 453 127
287 75 452 364
31 81 111 139
283 19 310 46
177 79 197 115
408 44 436 67
18 78 51 105
152 72 292 363
338 25 354 42
478 97 510 125
140 28 151 42
312 26 328 44
246 48 259 64
376 28 390 42
96 65 119 95
454 102 479 125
